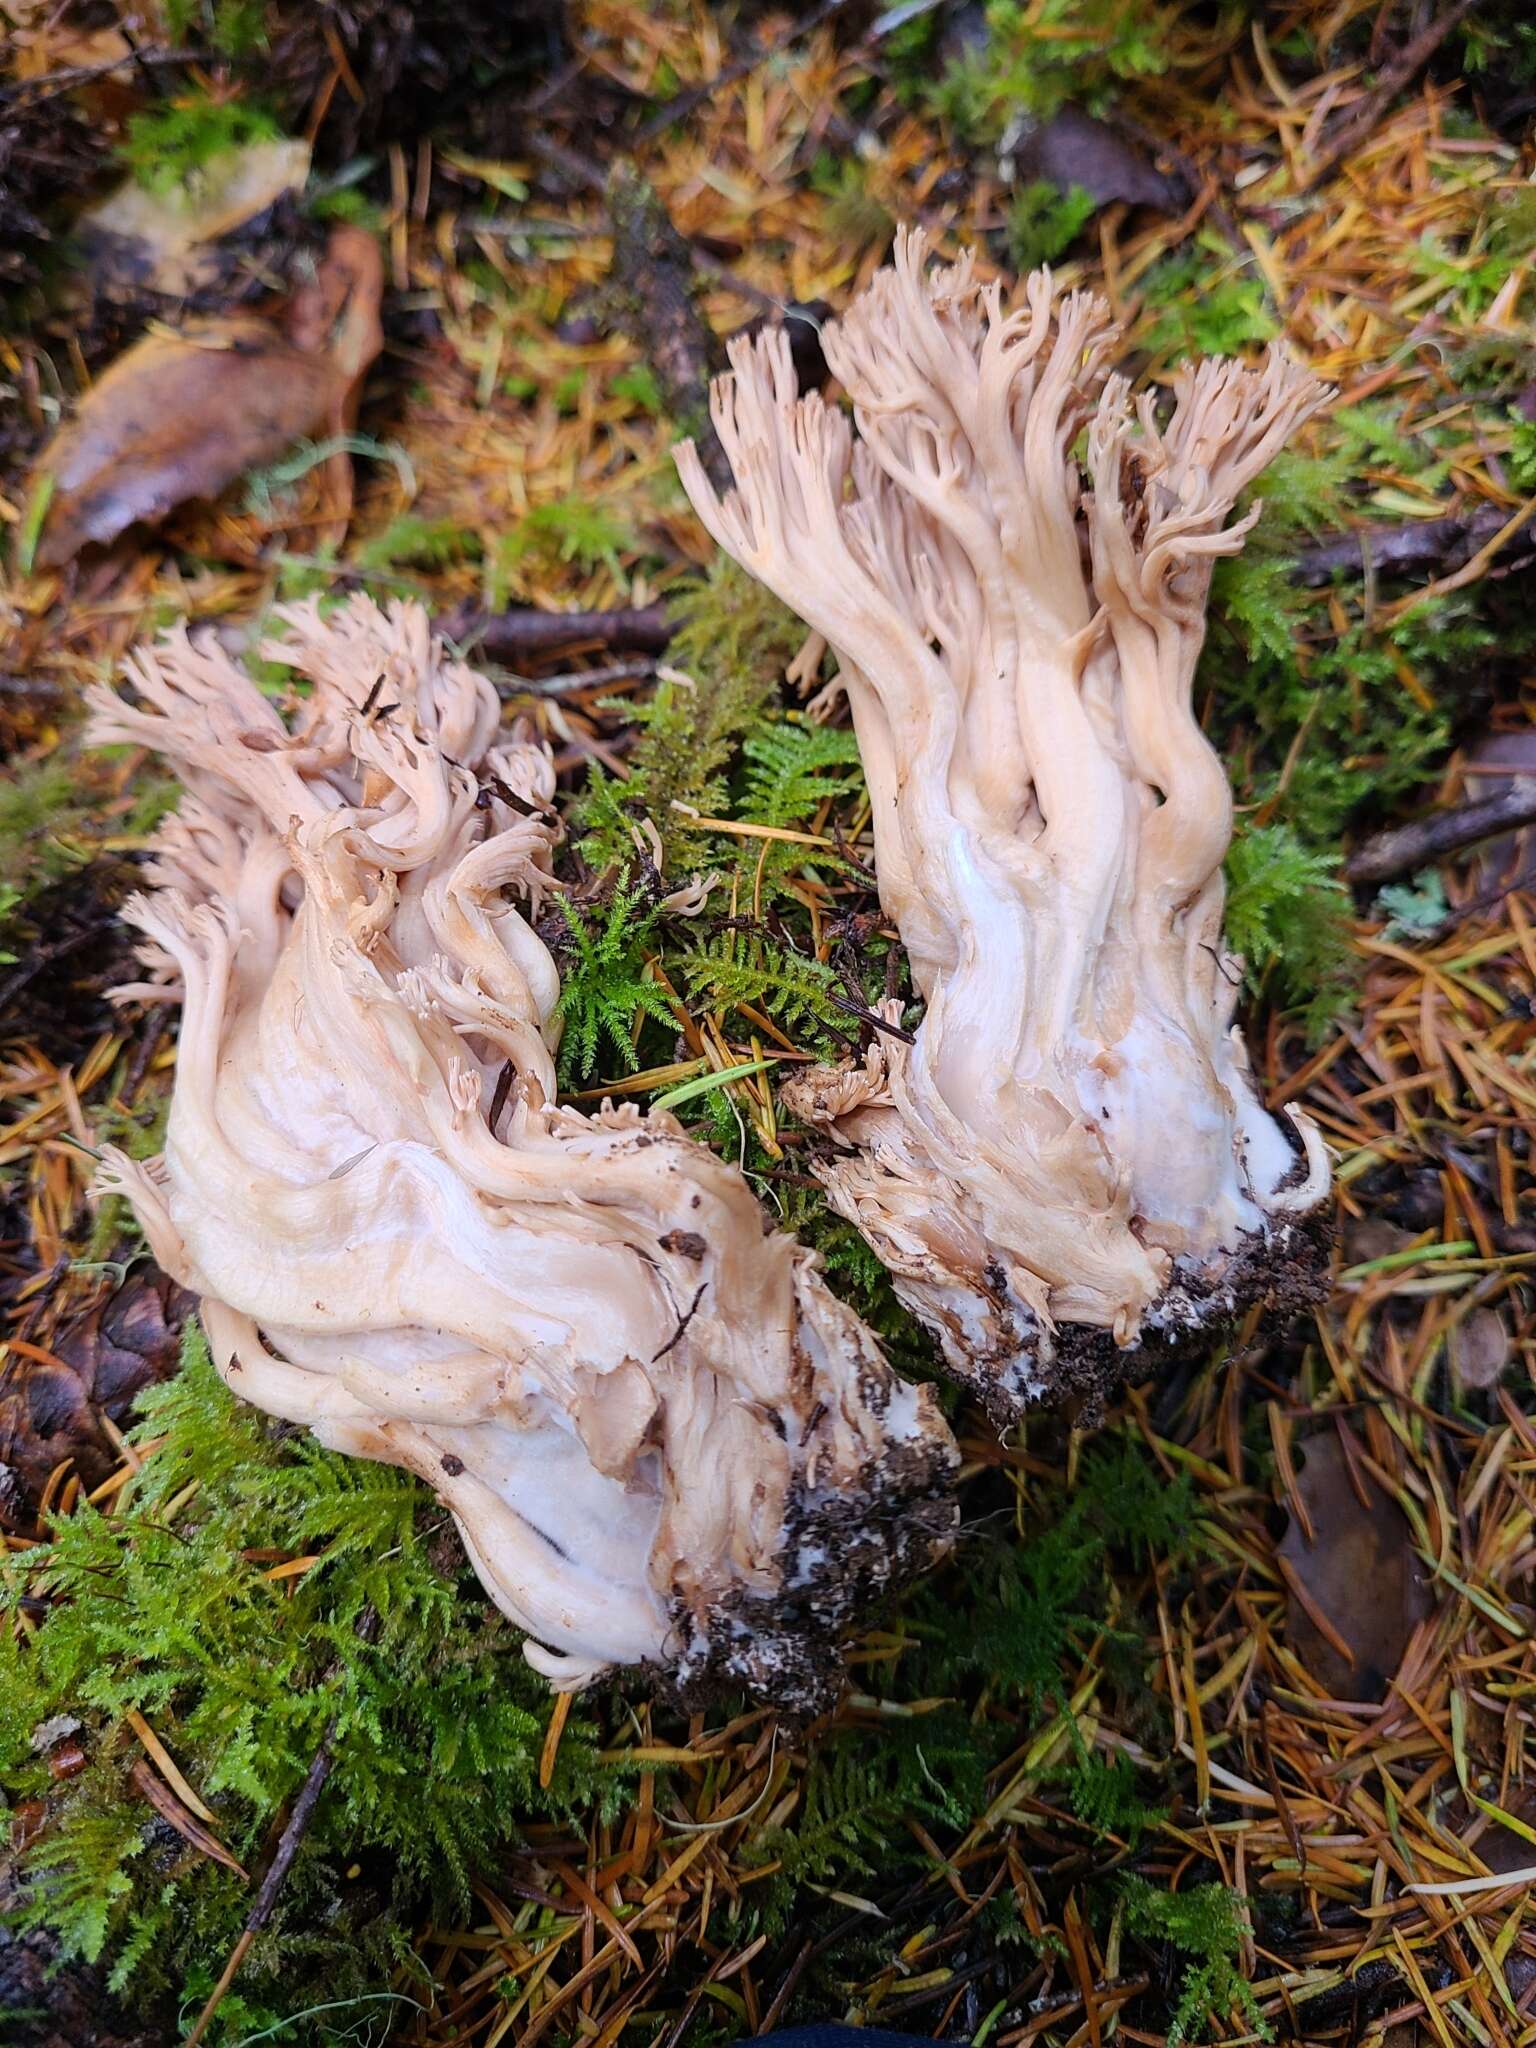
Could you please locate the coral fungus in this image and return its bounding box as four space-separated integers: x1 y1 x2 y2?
678 231 1332 1418
88 596 956 1707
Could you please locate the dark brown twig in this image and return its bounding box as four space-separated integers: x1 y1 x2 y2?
1292 505 1536 587
1300 0 1487 188
1419 861 1536 942
827 990 915 1044
606 165 729 487
1345 782 1536 886
118 1018 166 1112
757 1938 813 2034
0 46 208 107
443 601 673 664
489 659 659 702
182 1608 378 2047
181 1741 338 2045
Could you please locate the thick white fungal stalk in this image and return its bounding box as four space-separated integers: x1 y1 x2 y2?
677 230 1332 1417
87 596 956 1706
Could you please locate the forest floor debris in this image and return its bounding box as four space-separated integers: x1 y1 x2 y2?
2 2 1536 2045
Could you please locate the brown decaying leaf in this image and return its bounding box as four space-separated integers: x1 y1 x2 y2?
1277 1432 1433 1702
1010 105 1187 214
0 1270 192 1522
32 225 383 569
1450 1306 1512 1391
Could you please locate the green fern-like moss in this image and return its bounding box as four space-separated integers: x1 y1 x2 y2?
926 0 1182 138
1223 820 1354 1040
117 94 285 194
552 877 678 1084
1122 1877 1270 2046
573 559 807 873
0 1323 619 2040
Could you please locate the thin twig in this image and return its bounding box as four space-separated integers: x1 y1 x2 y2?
1299 0 1487 188
827 990 915 1043
443 601 672 664
635 0 860 144
0 46 208 106
1345 782 1536 886
183 1608 378 2048
1291 505 1536 587
492 659 659 699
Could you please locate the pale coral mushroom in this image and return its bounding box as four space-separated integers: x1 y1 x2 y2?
87 595 956 1707
677 230 1333 1419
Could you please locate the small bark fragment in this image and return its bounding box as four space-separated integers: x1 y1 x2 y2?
605 164 729 490
1292 504 1536 586
1345 782 1536 886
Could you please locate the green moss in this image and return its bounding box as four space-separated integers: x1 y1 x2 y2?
552 878 678 1085
353 513 484 576
1122 1877 1269 2045
0 751 174 962
696 1432 1206 2024
1007 179 1099 270
485 498 636 608
1224 821 1354 1040
1139 248 1279 358
117 93 284 195
921 1442 1197 1704
611 363 666 415
0 759 85 889
0 1325 619 2041
926 0 1188 140
158 0 269 58
572 559 806 876
807 153 896 250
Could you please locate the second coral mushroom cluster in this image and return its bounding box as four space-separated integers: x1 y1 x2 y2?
679 228 1333 1423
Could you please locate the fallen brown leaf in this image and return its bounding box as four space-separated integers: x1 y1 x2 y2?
1011 105 1187 215
1276 1431 1433 1702
0 1270 192 1523
31 225 383 569
1450 1305 1511 1391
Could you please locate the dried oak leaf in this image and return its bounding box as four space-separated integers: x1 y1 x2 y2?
1277 1432 1432 1701
32 224 382 569
0 1270 193 1522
